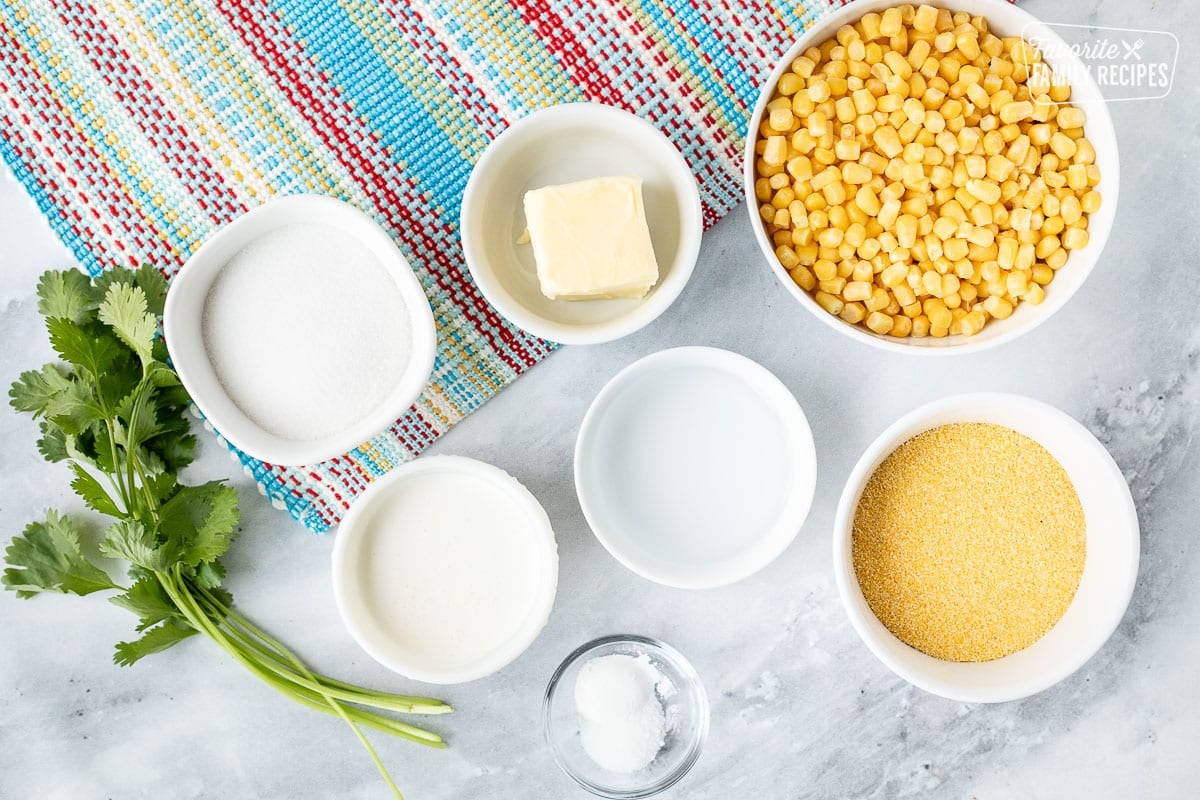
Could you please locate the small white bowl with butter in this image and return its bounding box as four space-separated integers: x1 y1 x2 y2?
462 103 703 345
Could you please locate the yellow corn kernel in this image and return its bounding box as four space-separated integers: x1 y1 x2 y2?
770 107 796 132
1030 264 1053 285
840 280 871 303
865 310 894 335
866 286 891 312
964 226 993 248
1074 138 1096 165
1057 106 1086 129
1010 207 1032 232
896 213 919 248
1066 163 1088 191
1025 283 1046 305
763 135 788 166
1061 194 1082 225
912 3 939 32
814 291 844 315
998 100 1033 124
813 259 838 282
1035 234 1061 260
1049 131 1077 160
787 156 814 183
926 301 953 329
964 178 1002 205
1081 190 1101 214
790 265 817 291
842 162 873 184
839 301 867 324
835 138 862 162
778 73 805 96
878 197 902 229
960 309 987 335
941 237 968 262
1062 226 1089 250
982 295 1014 319
819 277 847 295
860 151 890 174
884 49 913 80
880 6 902 37
912 315 931 337
776 245 801 269
872 125 904 158
811 165 840 191
1046 248 1069 270
823 180 848 205
854 186 882 217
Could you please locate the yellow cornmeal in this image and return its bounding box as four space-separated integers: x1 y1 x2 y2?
852 423 1086 662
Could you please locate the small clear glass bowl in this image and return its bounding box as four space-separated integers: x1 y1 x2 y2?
543 635 709 798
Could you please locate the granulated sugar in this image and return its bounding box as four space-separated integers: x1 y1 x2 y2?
202 223 412 443
852 422 1086 663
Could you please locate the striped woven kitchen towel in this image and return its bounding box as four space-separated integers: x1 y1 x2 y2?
1 0 850 532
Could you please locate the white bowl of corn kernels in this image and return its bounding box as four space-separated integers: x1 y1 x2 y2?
832 393 1140 703
744 0 1119 353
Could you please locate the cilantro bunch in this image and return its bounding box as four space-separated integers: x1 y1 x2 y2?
5 268 449 798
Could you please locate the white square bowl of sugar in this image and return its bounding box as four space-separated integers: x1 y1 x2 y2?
164 195 437 467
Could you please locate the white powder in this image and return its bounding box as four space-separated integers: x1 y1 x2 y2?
574 654 669 773
202 223 412 442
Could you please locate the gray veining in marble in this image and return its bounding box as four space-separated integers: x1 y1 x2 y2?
2 0 1199 797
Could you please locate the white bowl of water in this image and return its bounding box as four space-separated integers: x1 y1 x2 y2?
574 347 816 589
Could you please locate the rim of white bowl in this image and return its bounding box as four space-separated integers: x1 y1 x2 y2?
331 455 559 685
574 346 817 589
164 194 437 466
462 102 703 345
832 392 1140 702
743 0 1121 355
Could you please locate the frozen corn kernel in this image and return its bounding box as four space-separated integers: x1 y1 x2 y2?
1062 226 1089 250
865 310 895 335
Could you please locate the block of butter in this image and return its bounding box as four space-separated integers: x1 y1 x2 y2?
522 176 660 301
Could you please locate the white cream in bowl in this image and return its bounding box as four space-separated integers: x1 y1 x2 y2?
332 456 559 684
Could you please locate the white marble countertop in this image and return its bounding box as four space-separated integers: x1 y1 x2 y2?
3 2 1199 797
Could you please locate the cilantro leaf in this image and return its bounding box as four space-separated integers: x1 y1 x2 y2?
37 269 98 324
114 619 196 666
191 561 227 591
69 462 123 518
145 414 197 473
36 422 69 463
43 378 103 436
98 282 157 366
10 364 74 417
3 511 117 598
100 519 173 572
95 266 168 319
95 349 143 412
158 483 240 566
110 576 180 631
46 318 123 381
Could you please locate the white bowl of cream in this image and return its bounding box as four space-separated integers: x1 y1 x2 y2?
164 195 437 466
331 455 559 684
